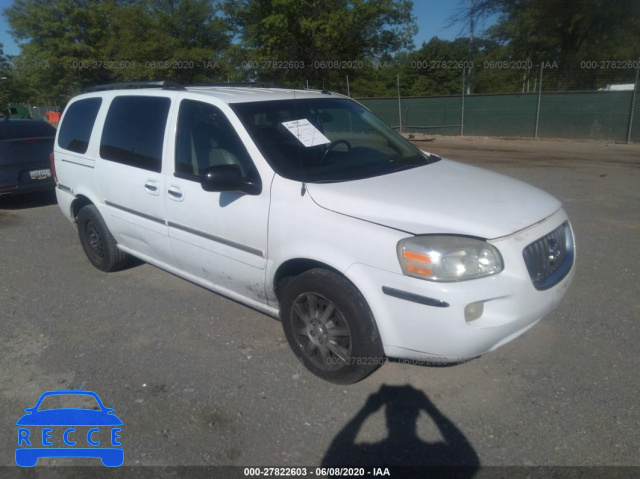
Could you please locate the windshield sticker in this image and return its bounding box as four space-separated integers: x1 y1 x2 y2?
281 119 331 147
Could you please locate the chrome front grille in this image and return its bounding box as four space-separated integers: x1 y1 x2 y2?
523 222 574 290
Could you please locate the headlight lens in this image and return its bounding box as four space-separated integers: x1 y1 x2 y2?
397 236 503 282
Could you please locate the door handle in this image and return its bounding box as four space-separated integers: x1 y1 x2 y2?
168 186 184 201
144 180 160 196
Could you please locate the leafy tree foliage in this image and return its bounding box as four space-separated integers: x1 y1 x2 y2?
452 0 640 90
222 0 417 87
4 0 116 102
0 44 19 111
401 38 470 96
3 0 232 101
1 0 638 104
104 0 232 84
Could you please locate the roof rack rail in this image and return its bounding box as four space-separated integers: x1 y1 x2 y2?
84 81 185 93
188 82 279 88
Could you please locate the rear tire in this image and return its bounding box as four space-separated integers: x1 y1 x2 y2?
280 268 385 384
77 205 129 272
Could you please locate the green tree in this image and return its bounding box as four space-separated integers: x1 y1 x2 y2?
451 0 640 91
469 39 537 93
4 0 119 101
223 0 417 88
398 37 520 96
105 0 232 84
3 0 233 100
0 45 15 112
4 0 118 103
401 38 471 96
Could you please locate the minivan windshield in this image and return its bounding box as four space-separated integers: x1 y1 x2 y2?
231 97 436 182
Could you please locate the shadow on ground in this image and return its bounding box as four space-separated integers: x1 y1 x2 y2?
322 385 479 476
0 190 57 210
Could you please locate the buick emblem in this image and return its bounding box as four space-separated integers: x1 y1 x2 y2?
547 239 562 266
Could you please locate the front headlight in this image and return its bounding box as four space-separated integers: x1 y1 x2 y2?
397 235 503 282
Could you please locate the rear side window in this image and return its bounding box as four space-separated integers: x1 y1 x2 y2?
57 98 102 153
100 96 170 173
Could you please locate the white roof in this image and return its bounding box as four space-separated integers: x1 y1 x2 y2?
76 83 349 105
183 86 344 103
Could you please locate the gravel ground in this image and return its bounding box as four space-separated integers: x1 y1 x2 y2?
1 135 638 476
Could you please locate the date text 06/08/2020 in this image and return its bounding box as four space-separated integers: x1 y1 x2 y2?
243 467 391 476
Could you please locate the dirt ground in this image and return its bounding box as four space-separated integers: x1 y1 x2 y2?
1 135 639 475
409 134 639 168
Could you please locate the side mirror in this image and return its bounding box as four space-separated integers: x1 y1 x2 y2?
200 165 261 195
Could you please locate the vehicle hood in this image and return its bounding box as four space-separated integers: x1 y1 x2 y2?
305 158 561 239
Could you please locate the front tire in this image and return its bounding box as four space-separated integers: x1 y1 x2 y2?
280 268 384 384
77 205 129 272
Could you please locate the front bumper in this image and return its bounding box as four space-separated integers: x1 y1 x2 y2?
347 208 575 362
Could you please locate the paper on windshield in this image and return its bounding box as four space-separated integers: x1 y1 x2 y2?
281 119 331 147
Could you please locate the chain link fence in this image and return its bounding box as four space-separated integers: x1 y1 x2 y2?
7 62 640 141
357 63 640 143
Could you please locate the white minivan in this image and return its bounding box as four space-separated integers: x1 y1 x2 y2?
52 82 575 383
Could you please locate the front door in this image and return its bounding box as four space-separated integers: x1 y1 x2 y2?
164 98 271 305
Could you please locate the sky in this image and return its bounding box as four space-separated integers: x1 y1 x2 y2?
0 0 490 58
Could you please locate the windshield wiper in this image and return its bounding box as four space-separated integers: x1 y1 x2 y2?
392 164 420 173
307 178 349 184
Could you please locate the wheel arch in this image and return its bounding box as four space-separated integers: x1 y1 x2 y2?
273 258 345 303
277 264 385 383
71 194 94 221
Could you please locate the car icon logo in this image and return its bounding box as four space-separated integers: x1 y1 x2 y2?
15 390 123 467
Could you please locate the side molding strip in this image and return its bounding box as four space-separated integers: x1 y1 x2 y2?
104 200 165 225
382 286 450 308
167 221 265 258
104 201 265 257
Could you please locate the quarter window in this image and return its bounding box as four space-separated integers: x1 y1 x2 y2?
57 98 102 154
100 96 170 172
